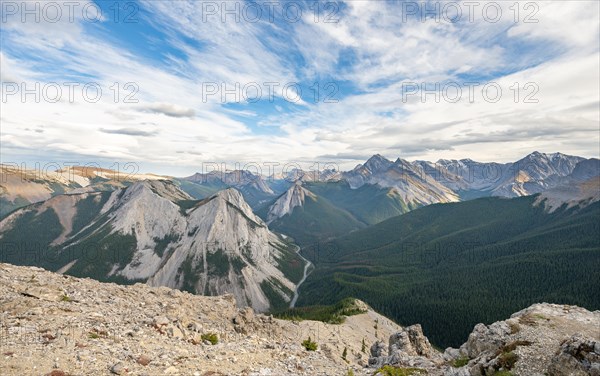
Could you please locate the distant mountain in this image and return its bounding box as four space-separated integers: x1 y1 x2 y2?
0 180 305 312
418 152 589 199
297 179 600 348
534 175 600 212
266 181 315 223
260 181 365 245
178 170 280 210
258 178 429 245
0 165 168 218
343 155 460 205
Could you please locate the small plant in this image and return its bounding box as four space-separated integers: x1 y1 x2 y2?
361 338 366 353
347 369 355 376
452 355 469 367
497 351 518 370
518 313 547 327
201 333 219 345
302 336 318 351
373 365 427 376
60 295 72 302
502 340 533 353
508 321 520 334
88 332 100 339
342 346 348 362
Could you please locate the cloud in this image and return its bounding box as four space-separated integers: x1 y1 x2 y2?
137 103 196 118
0 0 598 174
99 128 158 137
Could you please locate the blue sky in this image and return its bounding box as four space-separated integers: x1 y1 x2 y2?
1 0 599 175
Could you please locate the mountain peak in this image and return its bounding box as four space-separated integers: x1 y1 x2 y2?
123 179 192 204
266 182 315 223
363 154 392 173
367 153 390 163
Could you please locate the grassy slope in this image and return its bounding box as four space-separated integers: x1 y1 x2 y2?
296 196 600 348
267 194 366 246
305 181 415 225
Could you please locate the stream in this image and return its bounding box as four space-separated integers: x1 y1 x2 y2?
290 245 312 308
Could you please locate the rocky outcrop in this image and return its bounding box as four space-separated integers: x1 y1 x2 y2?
1 263 599 376
444 303 600 376
368 324 444 371
365 303 599 375
0 263 402 376
534 175 600 212
548 335 600 376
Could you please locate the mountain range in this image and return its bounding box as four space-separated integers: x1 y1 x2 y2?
1 150 598 342
0 180 305 312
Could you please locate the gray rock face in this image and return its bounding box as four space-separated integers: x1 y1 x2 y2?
366 303 600 376
443 304 600 376
370 341 386 357
548 335 600 376
368 324 442 370
389 324 434 358
461 322 511 359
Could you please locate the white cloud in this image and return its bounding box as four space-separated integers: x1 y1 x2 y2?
0 0 598 174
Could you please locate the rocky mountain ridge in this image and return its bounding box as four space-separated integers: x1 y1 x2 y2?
266 182 316 223
0 180 305 312
1 263 598 376
3 152 598 223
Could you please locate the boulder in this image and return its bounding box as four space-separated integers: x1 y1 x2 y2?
388 324 434 358
461 322 511 359
548 335 599 376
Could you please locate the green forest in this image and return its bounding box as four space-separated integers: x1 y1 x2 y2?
295 195 600 348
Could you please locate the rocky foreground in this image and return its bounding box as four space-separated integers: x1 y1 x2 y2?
0 263 599 376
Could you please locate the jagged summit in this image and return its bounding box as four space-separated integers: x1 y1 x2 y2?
343 154 459 206
266 181 316 223
362 154 393 173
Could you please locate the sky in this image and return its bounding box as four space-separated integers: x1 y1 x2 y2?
1 0 599 175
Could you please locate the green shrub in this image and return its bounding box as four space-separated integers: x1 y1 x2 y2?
274 298 366 324
373 366 427 376
452 356 469 367
60 295 72 302
302 336 318 351
342 347 348 361
497 351 518 369
201 333 219 345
